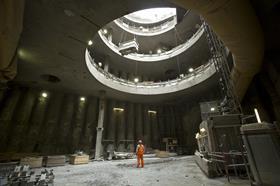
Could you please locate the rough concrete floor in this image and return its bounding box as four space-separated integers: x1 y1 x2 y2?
44 156 250 186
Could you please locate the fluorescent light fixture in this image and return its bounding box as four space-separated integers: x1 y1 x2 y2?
88 40 93 46
98 62 102 67
157 49 162 54
210 107 215 112
113 107 124 112
200 128 206 133
189 68 194 72
148 110 157 114
254 108 261 123
41 92 48 98
80 97 86 101
103 29 108 34
134 78 139 83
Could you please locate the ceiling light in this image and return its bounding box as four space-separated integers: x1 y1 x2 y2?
157 49 162 54
200 128 206 133
189 68 194 73
80 97 86 101
41 92 48 98
98 62 102 67
103 29 108 34
254 108 261 123
88 40 93 46
180 74 184 78
134 78 139 83
148 110 157 114
210 107 215 112
113 107 124 112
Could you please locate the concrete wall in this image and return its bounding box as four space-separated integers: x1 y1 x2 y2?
0 87 99 154
0 86 194 155
242 59 280 124
102 100 183 152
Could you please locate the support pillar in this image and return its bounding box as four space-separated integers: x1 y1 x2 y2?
40 93 63 153
26 90 49 152
120 71 128 80
81 97 98 153
151 107 159 149
0 88 21 151
143 105 151 148
135 104 143 142
71 95 87 152
57 94 75 153
117 102 126 151
165 107 171 137
104 63 109 72
170 107 176 138
126 102 135 152
7 88 36 152
104 100 115 159
95 92 106 160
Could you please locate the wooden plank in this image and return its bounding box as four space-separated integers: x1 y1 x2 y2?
69 155 89 165
20 156 43 168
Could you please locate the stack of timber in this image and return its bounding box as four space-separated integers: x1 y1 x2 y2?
45 155 66 167
20 156 43 168
69 154 89 165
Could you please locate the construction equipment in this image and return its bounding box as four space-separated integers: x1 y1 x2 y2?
241 122 280 186
195 114 250 181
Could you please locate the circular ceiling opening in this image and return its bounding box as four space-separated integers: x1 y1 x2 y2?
124 8 176 24
93 7 204 62
40 74 61 83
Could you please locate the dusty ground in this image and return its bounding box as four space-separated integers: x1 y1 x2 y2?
42 156 250 186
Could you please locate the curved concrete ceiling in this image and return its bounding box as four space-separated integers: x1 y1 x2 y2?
7 0 263 102
173 0 264 100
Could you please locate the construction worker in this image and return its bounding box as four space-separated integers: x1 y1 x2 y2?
136 140 145 168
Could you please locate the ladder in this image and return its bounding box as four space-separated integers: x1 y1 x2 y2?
201 19 242 113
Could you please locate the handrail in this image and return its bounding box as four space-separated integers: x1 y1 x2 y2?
86 49 216 91
98 25 205 62
114 15 177 36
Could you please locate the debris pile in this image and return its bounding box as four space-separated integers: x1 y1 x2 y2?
0 165 54 185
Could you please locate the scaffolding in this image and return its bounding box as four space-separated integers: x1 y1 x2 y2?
201 19 242 114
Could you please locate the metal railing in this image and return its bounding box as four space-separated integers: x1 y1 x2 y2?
88 53 215 89
114 15 177 36
98 25 205 62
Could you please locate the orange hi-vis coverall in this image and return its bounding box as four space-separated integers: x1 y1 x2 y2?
136 144 145 168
